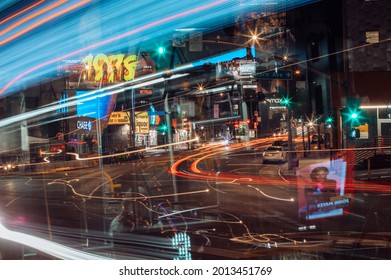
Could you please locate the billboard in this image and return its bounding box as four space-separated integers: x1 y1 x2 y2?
108 112 130 125
297 158 350 220
76 90 116 121
135 112 149 134
58 52 156 86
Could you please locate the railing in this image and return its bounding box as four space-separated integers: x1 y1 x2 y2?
350 136 391 165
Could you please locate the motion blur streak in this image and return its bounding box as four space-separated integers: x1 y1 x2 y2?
0 0 45 25
0 0 227 95
0 0 66 38
0 0 318 95
67 138 198 161
0 0 91 45
0 71 189 128
0 220 111 259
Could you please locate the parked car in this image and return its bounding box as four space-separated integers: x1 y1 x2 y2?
263 146 287 164
263 145 299 166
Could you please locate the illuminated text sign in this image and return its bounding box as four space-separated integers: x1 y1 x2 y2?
81 53 137 83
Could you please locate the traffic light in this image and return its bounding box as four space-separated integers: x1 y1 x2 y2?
158 124 168 132
156 45 166 56
325 116 333 124
345 97 363 125
325 116 334 128
347 108 363 124
280 96 292 107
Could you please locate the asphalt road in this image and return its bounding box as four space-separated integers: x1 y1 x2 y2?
1 146 391 259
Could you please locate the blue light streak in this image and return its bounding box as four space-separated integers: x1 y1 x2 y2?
0 0 319 96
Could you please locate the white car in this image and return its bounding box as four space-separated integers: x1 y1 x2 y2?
263 146 287 164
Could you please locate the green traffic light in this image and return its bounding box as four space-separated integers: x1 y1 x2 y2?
280 97 291 106
325 116 334 123
158 47 165 54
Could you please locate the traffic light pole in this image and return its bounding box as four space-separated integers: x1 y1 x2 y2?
286 80 294 171
287 105 294 170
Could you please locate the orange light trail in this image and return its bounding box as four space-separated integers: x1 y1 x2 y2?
0 0 45 25
169 139 391 194
0 0 91 45
0 0 65 37
0 0 226 95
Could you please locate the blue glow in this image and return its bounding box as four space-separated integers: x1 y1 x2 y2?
0 0 319 96
192 46 255 67
76 90 115 120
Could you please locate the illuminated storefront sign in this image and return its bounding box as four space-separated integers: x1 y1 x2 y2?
135 112 149 134
108 112 130 125
266 98 282 104
77 120 92 131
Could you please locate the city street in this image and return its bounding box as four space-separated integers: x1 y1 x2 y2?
1 141 391 259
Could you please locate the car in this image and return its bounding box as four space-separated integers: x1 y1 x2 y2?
0 163 19 173
263 146 287 164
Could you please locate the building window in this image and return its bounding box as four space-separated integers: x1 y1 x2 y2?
365 31 379 44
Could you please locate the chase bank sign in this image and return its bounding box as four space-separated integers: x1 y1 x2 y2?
77 120 92 131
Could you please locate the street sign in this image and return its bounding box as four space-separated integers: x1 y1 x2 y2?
256 70 292 80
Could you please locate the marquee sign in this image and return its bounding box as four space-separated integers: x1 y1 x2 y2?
81 53 137 83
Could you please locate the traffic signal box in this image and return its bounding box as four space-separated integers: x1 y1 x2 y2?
349 128 360 139
344 97 364 139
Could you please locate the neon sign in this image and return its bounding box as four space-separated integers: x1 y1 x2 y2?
81 53 137 83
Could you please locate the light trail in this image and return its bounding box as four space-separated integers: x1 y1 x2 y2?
0 219 111 259
0 0 68 39
0 0 319 95
169 138 391 195
0 0 227 95
48 178 209 202
246 184 294 202
67 138 198 161
0 0 45 25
